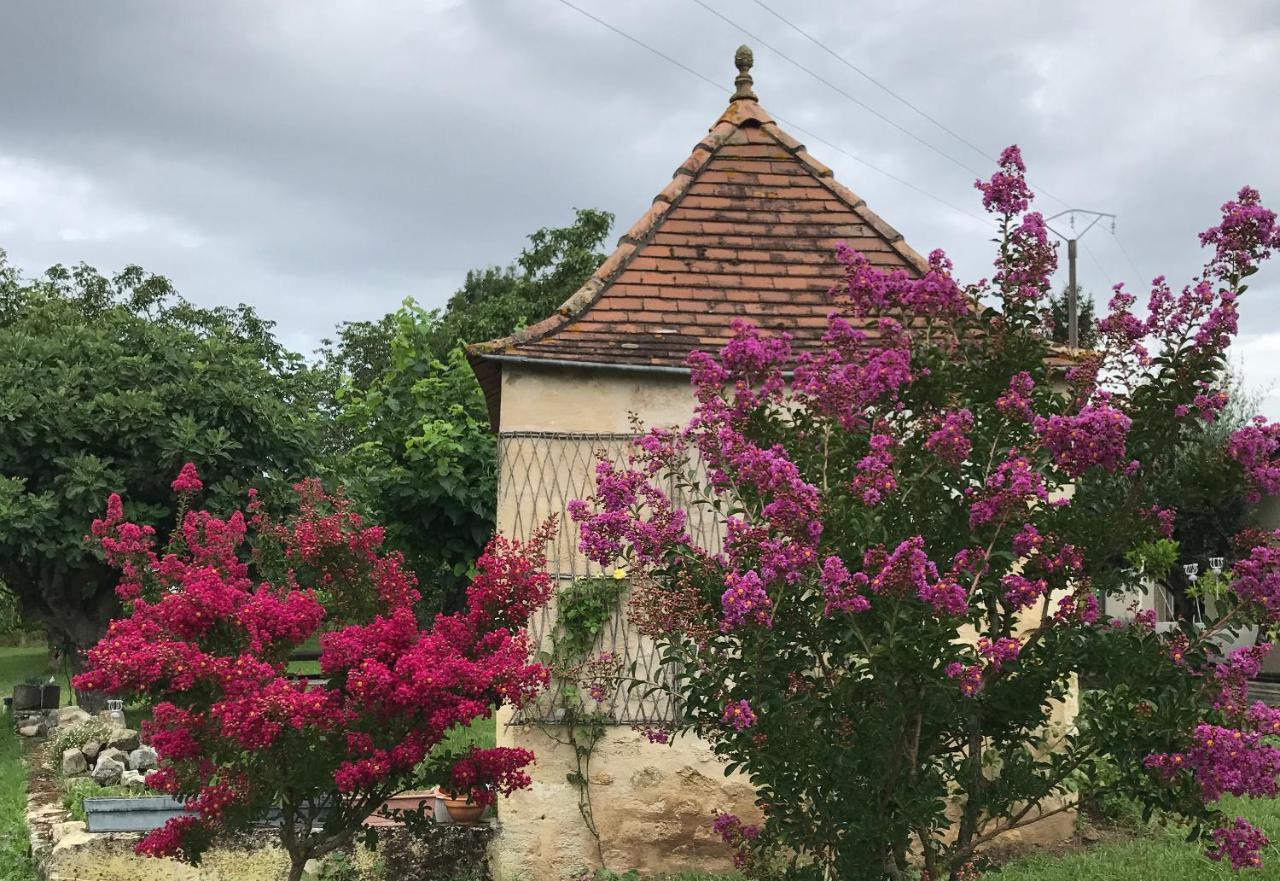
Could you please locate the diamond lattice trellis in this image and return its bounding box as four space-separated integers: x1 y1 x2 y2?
498 431 721 725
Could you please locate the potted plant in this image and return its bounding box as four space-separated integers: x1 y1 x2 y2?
437 790 486 824
12 676 43 712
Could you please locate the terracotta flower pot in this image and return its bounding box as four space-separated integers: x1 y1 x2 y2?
439 792 486 824
364 790 437 828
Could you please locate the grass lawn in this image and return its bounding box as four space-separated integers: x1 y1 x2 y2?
0 645 47 881
993 797 1280 879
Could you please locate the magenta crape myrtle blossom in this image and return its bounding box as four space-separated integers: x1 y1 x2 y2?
76 471 553 881
570 146 1280 880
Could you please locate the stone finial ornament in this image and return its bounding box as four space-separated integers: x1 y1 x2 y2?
732 44 756 101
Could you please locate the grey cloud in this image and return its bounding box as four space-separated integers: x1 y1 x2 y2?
2 0 1279 407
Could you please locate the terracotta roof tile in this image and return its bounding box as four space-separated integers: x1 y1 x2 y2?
468 50 931 427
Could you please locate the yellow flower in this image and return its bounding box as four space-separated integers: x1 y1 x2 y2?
613 568 627 580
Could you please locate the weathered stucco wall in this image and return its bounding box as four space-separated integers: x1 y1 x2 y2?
492 364 754 880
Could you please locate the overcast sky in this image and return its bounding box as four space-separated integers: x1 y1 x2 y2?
2 1 1279 412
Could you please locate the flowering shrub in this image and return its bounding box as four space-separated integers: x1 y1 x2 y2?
571 148 1280 879
74 471 552 881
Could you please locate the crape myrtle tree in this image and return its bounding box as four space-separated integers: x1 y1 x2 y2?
0 254 322 676
74 467 553 881
569 150 1280 880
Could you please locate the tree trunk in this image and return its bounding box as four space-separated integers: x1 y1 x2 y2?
9 564 121 712
286 853 307 881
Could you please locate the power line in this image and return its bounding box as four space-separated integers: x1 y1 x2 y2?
747 0 1072 210
688 0 989 181
553 0 991 227
1111 231 1147 283
751 0 997 168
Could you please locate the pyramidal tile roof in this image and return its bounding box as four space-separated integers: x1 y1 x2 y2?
468 46 931 427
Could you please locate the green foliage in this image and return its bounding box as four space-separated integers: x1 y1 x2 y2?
0 646 43 881
48 718 115 764
553 576 629 664
327 210 612 612
1125 539 1180 581
431 207 614 353
0 249 324 656
62 778 145 822
1046 287 1097 348
337 316 496 614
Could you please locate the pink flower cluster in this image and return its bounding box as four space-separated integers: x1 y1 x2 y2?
852 434 897 505
924 409 974 466
968 454 1048 529
712 811 761 869
720 570 773 631
1036 405 1132 477
722 699 757 731
1228 417 1280 503
170 462 204 495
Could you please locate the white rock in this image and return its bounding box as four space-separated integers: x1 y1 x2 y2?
127 745 157 772
91 756 124 786
52 820 85 844
56 706 91 727
105 728 139 752
17 725 40 737
121 769 145 786
81 740 101 762
96 747 127 768
61 748 88 776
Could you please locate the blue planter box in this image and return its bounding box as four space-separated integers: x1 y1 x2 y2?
83 796 186 832
82 796 335 833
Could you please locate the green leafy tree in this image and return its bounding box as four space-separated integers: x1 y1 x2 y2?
0 250 323 672
1047 285 1097 348
329 209 612 612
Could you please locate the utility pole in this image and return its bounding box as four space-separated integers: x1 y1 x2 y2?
1044 209 1116 350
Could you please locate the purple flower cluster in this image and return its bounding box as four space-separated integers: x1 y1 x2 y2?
974 145 1032 216
919 578 969 617
1199 186 1280 281
968 455 1048 529
945 661 983 697
996 372 1036 422
568 459 689 567
865 536 939 599
924 409 974 466
1229 538 1280 620
720 570 773 631
820 555 871 616
1228 417 1280 503
833 244 971 320
852 434 897 506
721 699 757 731
1036 404 1132 477
1206 817 1269 870
792 316 912 432
1147 723 1280 802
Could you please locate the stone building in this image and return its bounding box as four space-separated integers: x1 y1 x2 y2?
467 46 946 879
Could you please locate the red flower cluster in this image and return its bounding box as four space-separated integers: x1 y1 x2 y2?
74 466 551 863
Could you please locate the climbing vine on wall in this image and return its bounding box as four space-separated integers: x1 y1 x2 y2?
537 573 629 866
